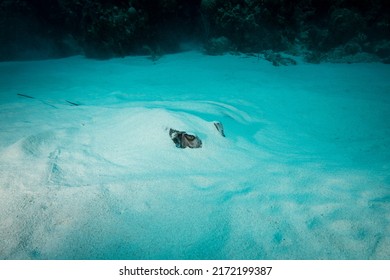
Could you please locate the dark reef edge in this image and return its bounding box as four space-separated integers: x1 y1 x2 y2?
1 0 389 64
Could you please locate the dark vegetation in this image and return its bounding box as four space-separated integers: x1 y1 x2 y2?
1 0 389 63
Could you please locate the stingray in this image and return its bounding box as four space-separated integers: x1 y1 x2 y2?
169 121 225 149
169 129 202 149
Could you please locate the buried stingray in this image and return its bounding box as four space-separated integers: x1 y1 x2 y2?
169 121 225 149
169 129 202 149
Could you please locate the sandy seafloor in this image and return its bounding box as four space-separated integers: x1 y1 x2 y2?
0 51 389 259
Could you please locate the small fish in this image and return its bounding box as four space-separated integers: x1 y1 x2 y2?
66 100 80 106
17 93 35 99
17 93 57 108
213 121 225 137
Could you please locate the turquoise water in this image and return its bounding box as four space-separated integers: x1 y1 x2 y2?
0 52 389 259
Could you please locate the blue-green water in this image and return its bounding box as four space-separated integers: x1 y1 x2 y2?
0 53 389 259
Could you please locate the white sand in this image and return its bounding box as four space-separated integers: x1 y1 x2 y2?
0 52 389 259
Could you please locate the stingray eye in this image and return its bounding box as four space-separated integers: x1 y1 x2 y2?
184 134 195 141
